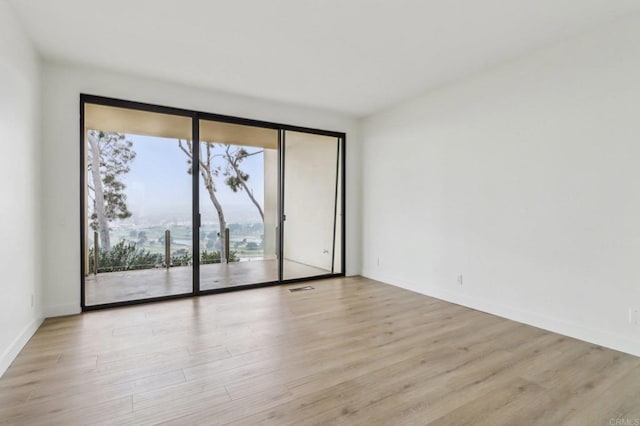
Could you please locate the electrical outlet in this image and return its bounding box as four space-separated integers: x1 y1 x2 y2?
457 275 463 286
629 308 640 325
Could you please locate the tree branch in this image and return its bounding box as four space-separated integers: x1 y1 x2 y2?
178 139 192 159
222 145 264 221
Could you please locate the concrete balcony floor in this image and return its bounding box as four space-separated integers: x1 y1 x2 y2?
85 259 329 306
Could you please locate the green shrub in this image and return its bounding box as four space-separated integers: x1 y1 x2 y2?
200 250 239 264
171 250 192 267
200 249 221 265
89 240 161 273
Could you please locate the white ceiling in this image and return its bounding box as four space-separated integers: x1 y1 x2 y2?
9 0 640 116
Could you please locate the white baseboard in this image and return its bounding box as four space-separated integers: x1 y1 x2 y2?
44 304 81 318
0 317 44 378
362 270 640 358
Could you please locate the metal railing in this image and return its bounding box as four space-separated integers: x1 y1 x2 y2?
165 230 171 269
224 228 230 263
94 231 99 275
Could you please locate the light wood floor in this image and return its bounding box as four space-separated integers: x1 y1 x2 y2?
2 277 639 425
85 259 329 306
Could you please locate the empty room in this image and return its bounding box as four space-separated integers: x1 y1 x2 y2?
2 0 640 424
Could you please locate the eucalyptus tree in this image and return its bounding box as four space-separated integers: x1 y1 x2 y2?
178 140 265 261
178 139 228 261
87 131 136 251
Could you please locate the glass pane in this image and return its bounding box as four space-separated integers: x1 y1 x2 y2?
83 104 193 306
198 119 279 291
283 131 342 280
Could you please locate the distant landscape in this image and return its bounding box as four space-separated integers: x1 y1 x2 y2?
100 221 266 260
87 131 268 271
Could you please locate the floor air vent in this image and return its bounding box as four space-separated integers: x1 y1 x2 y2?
289 286 314 292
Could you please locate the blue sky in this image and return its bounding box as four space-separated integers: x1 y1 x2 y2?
121 134 265 224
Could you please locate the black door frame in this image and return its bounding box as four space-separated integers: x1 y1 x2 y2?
80 94 346 311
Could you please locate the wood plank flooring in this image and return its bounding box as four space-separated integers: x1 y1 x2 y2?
1 276 639 425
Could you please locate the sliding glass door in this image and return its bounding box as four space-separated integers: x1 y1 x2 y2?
83 103 193 306
81 95 345 310
282 131 343 280
197 119 279 291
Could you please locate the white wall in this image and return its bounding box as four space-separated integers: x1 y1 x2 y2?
361 15 640 356
41 61 361 316
0 0 43 376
